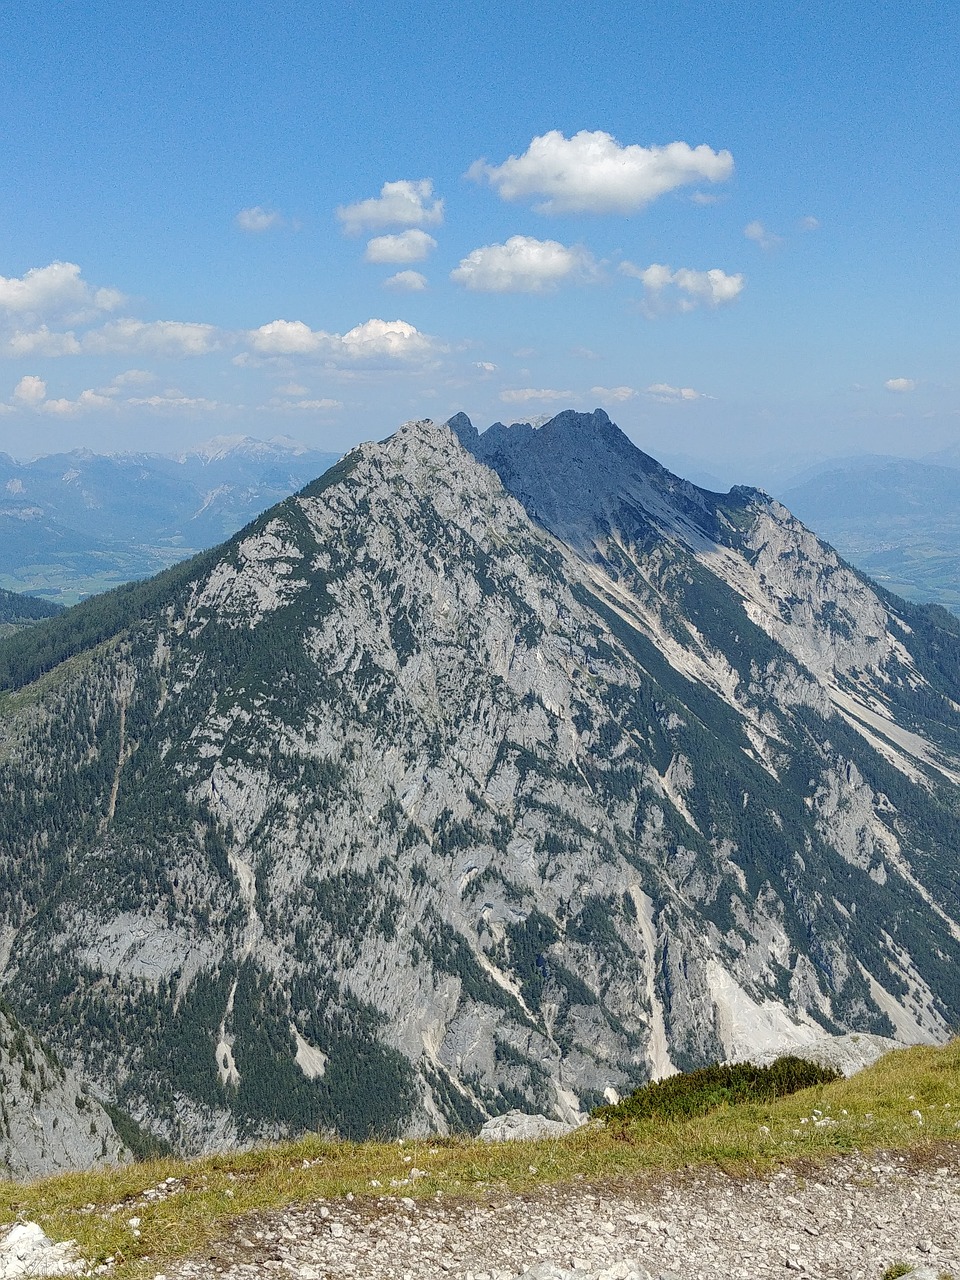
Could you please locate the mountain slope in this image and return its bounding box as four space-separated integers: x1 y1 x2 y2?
0 999 128 1178
0 586 63 637
0 411 959 1155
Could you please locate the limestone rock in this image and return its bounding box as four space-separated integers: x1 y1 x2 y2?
0 1222 83 1278
749 1031 904 1077
0 1003 128 1179
478 1110 585 1142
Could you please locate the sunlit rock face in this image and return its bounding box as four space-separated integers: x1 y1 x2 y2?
1 409 959 1157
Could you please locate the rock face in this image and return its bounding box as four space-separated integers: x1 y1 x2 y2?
0 410 959 1155
0 1001 126 1179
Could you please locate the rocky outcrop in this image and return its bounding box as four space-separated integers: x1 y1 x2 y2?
0 411 959 1156
478 1110 585 1142
0 1002 127 1179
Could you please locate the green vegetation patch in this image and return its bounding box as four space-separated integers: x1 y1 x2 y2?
595 1055 841 1128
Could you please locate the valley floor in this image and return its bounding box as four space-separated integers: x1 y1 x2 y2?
151 1148 960 1280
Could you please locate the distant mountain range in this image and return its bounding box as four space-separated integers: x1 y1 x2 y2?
2 410 959 1164
4 430 959 616
779 454 960 615
0 435 339 605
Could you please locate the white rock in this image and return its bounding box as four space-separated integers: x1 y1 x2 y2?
478 1111 585 1143
0 1222 84 1278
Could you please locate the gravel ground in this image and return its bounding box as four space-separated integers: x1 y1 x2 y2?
149 1148 960 1280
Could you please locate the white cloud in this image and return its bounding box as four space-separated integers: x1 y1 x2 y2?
500 387 574 404
109 368 156 387
383 270 428 291
468 130 733 215
475 361 497 373
247 317 436 362
337 179 443 235
339 318 434 360
365 230 437 263
270 397 342 411
451 236 595 293
126 391 221 412
236 206 284 232
744 220 782 250
645 383 705 403
621 261 744 311
4 319 219 358
247 319 323 356
591 385 636 402
276 382 308 396
40 388 115 416
7 326 82 356
800 215 820 231
691 191 724 206
13 375 46 405
0 261 124 319
82 318 221 356
885 377 916 393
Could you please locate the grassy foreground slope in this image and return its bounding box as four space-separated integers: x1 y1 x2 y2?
6 1041 960 1278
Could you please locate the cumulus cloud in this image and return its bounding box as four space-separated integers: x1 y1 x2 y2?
0 261 124 320
645 383 705 403
7 326 82 356
383 270 428 291
474 361 497 373
236 206 284 232
590 385 637 402
451 236 595 293
39 388 115 415
13 375 46 405
621 261 744 312
500 388 574 404
744 220 782 250
800 215 820 231
885 377 916 392
365 230 437 263
82 318 221 356
468 130 733 215
247 317 436 362
337 180 443 235
4 319 220 358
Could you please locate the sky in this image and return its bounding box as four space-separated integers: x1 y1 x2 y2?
0 0 957 486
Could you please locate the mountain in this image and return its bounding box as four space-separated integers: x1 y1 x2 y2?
925 443 960 470
780 457 960 615
0 436 339 605
1 409 959 1158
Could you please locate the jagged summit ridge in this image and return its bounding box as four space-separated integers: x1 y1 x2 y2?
0 408 959 1163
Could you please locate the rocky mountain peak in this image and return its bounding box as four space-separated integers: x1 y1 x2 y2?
1 409 960 1167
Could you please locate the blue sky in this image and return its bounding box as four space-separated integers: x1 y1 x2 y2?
0 0 956 484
